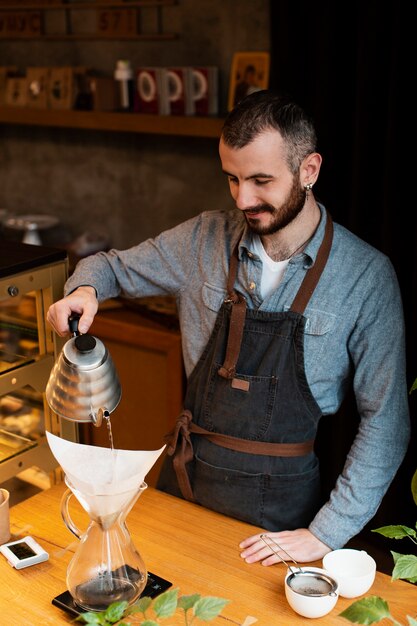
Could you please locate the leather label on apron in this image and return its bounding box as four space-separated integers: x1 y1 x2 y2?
231 377 250 391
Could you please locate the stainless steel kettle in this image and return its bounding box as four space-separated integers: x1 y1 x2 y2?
46 315 121 427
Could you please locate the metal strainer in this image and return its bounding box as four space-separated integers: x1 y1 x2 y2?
260 534 338 597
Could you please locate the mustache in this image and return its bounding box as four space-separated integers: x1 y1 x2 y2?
242 204 275 215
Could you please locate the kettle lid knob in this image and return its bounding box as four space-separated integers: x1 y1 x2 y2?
75 334 97 353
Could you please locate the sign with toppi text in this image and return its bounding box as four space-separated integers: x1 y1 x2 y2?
0 11 41 38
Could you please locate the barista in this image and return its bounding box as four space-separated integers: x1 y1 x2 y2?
47 90 410 566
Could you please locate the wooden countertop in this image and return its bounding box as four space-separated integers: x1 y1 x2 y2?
4 483 416 625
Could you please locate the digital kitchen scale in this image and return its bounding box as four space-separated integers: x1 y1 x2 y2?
52 571 172 617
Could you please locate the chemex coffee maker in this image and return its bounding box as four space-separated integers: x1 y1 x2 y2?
45 315 150 613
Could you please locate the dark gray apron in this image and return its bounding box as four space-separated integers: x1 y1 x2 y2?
158 214 333 531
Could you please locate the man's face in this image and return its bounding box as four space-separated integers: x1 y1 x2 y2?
219 129 306 236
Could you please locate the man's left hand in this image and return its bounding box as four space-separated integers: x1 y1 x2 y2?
239 528 331 566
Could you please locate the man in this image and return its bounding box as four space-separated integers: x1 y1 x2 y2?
47 90 410 566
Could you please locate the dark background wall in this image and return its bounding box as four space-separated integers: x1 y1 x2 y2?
269 0 416 560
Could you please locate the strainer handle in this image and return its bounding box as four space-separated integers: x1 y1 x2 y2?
60 488 82 539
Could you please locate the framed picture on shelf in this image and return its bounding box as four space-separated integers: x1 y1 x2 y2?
228 51 270 111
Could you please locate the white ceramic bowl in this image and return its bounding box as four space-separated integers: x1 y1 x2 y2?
322 549 376 598
284 566 339 618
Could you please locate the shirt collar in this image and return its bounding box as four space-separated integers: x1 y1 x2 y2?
237 203 328 265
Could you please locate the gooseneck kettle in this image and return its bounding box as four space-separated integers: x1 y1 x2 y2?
46 314 121 427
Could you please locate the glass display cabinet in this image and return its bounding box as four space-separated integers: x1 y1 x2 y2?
0 240 77 485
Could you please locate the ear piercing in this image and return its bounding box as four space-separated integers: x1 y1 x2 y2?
304 183 313 191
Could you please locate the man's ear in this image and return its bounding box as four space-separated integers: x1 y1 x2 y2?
301 152 322 186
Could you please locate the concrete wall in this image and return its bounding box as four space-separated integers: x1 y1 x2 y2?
0 1 270 249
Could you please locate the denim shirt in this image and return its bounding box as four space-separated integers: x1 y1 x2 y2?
65 204 411 549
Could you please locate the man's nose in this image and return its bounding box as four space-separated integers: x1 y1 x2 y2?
234 185 257 211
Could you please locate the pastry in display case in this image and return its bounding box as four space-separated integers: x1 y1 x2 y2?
0 240 78 486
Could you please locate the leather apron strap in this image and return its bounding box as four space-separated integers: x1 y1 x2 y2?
290 213 334 314
217 247 247 381
165 410 315 502
218 211 333 380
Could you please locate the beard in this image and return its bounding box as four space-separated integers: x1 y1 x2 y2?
242 175 307 236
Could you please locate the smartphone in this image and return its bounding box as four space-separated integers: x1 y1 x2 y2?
52 570 173 617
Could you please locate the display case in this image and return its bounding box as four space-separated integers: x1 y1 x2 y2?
0 240 77 484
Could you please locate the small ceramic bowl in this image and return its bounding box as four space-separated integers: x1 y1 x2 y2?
284 566 339 618
322 549 376 598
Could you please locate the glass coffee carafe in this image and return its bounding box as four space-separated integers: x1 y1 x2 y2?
60 475 148 612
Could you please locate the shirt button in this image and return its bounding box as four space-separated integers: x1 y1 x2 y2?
249 281 256 290
247 251 254 258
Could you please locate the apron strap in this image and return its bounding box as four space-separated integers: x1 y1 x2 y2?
165 410 315 502
218 211 334 379
290 211 334 314
218 244 247 380
217 293 247 380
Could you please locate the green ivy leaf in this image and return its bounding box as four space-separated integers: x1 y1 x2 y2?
339 596 391 624
391 551 417 582
152 588 179 618
193 596 230 621
409 378 417 394
140 621 159 626
178 593 201 610
411 468 417 507
104 602 129 623
127 596 153 615
75 611 107 624
372 525 416 540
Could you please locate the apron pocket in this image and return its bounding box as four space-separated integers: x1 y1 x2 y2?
202 362 278 438
193 454 264 525
193 454 321 531
262 463 322 530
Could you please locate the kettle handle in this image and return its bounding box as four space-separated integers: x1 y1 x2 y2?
68 314 81 336
60 488 82 539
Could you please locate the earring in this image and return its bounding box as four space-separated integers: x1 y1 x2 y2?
304 183 313 191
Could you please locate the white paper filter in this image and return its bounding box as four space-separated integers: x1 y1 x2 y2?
46 431 165 519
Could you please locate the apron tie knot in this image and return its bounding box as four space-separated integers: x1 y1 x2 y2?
164 409 195 502
164 409 193 456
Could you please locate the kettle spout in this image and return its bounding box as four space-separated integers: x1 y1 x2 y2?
93 408 110 428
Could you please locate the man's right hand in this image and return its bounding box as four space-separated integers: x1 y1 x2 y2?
46 286 99 336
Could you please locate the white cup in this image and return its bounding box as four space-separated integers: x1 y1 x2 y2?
322 549 376 598
0 489 11 545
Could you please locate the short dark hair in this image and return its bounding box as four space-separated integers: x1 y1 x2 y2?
221 90 317 174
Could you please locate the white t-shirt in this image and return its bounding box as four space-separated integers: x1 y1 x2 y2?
252 235 290 299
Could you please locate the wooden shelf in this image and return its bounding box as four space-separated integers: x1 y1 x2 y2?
0 106 224 137
0 0 177 40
